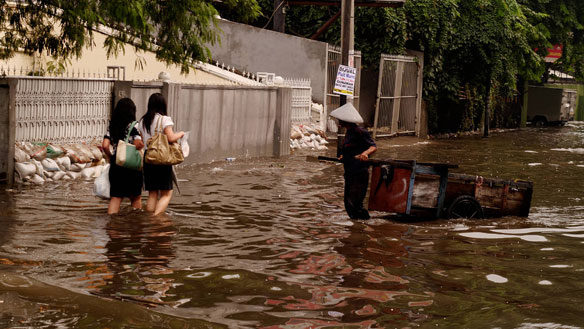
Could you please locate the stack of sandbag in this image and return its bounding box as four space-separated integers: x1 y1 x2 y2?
290 124 328 151
14 141 108 185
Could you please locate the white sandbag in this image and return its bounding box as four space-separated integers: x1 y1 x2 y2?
44 170 54 178
317 144 328 151
96 158 106 166
81 167 96 180
56 156 71 171
14 146 30 163
62 174 72 180
93 164 110 199
41 158 60 172
31 159 44 178
30 174 45 185
70 163 86 172
52 171 66 181
14 162 36 180
67 171 81 180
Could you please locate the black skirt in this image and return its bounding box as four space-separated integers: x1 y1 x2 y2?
143 161 173 191
109 158 143 198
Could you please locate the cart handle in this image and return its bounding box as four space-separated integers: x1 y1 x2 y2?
312 156 458 169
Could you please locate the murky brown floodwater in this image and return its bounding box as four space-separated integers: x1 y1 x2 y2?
2 124 584 328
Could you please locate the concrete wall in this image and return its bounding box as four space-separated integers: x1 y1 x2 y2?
114 81 291 164
209 19 328 104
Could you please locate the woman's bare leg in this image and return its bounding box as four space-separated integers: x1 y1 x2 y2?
130 195 142 210
108 197 122 215
153 190 173 216
146 191 159 212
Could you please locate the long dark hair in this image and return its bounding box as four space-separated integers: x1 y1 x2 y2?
109 98 137 142
141 93 167 134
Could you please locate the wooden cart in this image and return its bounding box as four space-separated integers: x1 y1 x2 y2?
317 156 533 219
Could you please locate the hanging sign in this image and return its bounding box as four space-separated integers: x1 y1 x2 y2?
333 65 357 97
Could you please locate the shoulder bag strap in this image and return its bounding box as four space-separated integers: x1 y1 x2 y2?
155 115 164 134
125 121 138 142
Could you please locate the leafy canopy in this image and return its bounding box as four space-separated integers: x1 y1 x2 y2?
0 0 261 73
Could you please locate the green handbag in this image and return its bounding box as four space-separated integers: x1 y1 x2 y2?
115 121 144 171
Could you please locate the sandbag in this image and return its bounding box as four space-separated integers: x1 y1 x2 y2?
30 143 48 161
31 159 44 178
52 171 66 181
14 162 36 180
62 144 91 164
14 146 30 163
56 156 71 171
70 163 86 172
30 174 45 185
46 144 64 159
81 167 96 180
73 143 95 162
41 158 60 172
67 171 81 180
90 146 104 162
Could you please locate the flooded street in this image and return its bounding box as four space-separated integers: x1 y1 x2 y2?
2 124 584 328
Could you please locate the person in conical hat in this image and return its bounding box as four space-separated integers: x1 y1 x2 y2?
331 103 377 220
329 103 364 124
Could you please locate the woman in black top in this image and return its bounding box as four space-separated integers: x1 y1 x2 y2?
102 98 145 214
331 103 377 220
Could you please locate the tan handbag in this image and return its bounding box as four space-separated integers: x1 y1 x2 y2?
145 117 184 165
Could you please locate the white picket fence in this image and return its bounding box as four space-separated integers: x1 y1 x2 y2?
10 77 114 143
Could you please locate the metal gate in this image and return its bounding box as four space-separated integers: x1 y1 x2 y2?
373 54 423 138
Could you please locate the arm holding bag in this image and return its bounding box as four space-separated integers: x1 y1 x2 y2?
145 119 184 165
115 121 144 170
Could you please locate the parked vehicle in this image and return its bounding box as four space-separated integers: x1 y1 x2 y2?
527 86 576 126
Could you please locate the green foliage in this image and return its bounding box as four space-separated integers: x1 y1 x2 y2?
0 0 261 73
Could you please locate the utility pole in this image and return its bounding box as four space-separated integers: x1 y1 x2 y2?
337 0 355 153
339 0 354 108
273 0 286 33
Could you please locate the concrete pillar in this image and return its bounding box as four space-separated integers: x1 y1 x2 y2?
274 86 291 157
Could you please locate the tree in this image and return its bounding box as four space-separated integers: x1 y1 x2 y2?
519 0 584 80
0 0 261 73
226 0 583 133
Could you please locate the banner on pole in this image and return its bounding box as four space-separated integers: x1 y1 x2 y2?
333 65 357 96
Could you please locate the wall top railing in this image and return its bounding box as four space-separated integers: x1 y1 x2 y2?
0 65 122 80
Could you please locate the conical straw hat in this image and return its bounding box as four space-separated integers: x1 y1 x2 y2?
329 103 363 124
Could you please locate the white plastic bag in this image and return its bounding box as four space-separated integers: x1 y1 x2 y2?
180 131 191 158
93 164 110 199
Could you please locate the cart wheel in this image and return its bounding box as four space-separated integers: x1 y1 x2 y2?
447 195 484 219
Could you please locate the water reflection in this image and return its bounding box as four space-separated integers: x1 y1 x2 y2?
1 126 584 328
94 213 176 306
